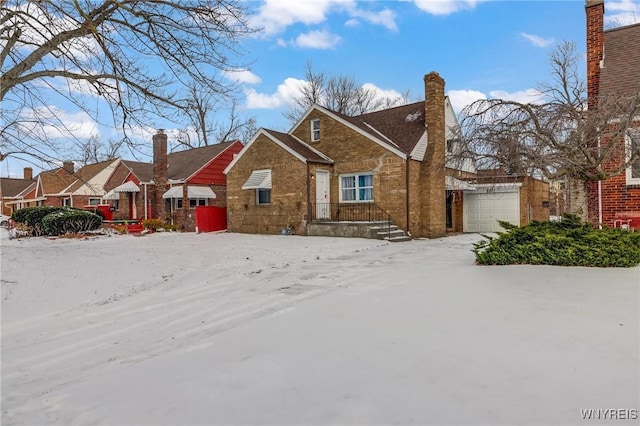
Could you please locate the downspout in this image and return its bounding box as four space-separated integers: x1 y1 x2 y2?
306 162 312 228
598 180 603 228
405 154 410 235
597 135 603 228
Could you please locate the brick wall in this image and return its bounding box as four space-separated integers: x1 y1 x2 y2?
596 130 640 227
291 109 411 233
152 130 168 220
586 0 604 110
226 135 309 234
420 72 446 238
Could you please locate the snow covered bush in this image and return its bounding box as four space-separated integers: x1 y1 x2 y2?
473 214 640 267
11 206 66 236
41 209 102 236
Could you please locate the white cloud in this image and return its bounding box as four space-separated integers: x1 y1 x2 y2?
606 0 640 12
488 89 545 104
447 88 545 113
251 0 352 36
250 0 398 36
345 18 360 27
29 107 100 140
411 0 481 16
245 78 307 109
605 0 640 27
520 32 555 48
361 83 405 104
347 7 398 31
223 69 262 85
447 90 487 113
294 30 342 49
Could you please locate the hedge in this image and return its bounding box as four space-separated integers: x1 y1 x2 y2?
473 214 640 268
41 209 102 236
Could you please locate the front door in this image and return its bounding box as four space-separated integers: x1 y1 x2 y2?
315 170 330 219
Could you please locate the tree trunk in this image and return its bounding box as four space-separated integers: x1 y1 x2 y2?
567 177 588 222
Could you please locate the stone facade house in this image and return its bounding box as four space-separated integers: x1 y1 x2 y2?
225 72 482 238
585 0 640 229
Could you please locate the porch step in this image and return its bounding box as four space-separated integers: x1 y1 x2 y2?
369 224 412 242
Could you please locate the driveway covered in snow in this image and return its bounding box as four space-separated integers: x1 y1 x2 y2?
1 231 638 425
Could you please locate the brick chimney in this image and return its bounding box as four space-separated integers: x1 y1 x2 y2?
586 0 604 110
419 72 446 238
62 161 74 175
23 167 33 180
153 129 168 220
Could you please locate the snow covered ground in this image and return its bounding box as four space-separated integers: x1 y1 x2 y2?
1 229 638 425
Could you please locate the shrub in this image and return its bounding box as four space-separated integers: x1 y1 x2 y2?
12 206 66 236
142 218 164 231
473 214 640 267
41 209 102 236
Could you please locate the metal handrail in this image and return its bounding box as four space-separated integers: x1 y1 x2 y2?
311 201 388 221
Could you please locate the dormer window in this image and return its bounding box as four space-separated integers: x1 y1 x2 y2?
311 119 320 142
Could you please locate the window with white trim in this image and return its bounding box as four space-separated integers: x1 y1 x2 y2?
62 198 70 207
626 130 640 185
340 173 373 202
88 198 101 206
311 119 320 142
257 189 271 205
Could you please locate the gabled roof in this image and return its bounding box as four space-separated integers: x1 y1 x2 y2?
601 23 640 95
224 129 333 174
0 177 36 198
67 159 120 193
352 101 427 155
293 104 409 159
264 129 333 164
167 141 239 181
123 160 154 183
37 173 77 195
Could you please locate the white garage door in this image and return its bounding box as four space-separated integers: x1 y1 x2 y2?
464 190 520 233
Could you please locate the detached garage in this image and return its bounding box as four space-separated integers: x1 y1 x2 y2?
462 175 550 233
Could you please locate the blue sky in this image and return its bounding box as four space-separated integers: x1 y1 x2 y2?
3 0 640 177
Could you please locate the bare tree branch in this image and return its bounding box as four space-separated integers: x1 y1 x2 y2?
0 0 256 164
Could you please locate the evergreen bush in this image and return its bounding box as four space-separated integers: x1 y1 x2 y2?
41 209 102 236
11 206 66 236
473 214 640 267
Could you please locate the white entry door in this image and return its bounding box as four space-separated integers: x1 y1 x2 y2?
315 170 330 219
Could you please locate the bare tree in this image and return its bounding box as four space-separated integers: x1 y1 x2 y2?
176 89 257 150
74 134 124 166
1 0 255 166
284 62 409 124
457 41 640 218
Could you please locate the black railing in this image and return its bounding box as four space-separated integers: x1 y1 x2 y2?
310 202 390 223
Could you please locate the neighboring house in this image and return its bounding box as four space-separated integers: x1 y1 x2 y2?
585 0 640 228
147 134 244 231
225 72 544 238
0 168 38 215
35 159 120 208
100 133 243 231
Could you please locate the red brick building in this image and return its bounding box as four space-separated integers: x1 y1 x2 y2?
585 0 640 229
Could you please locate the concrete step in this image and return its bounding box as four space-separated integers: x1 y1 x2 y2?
387 235 413 243
376 229 407 239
